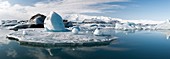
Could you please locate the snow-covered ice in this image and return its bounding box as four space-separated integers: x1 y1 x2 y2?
6 29 117 46
154 20 170 30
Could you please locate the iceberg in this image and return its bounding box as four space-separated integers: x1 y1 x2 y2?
33 16 44 24
154 20 170 30
6 11 117 47
114 23 123 30
71 27 79 34
44 11 67 32
93 28 102 36
79 24 98 31
29 13 46 24
115 23 135 30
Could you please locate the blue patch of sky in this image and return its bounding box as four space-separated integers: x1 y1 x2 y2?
102 1 132 6
86 0 170 20
84 1 134 18
110 0 170 20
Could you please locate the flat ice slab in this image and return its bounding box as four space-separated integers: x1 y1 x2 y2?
6 29 117 47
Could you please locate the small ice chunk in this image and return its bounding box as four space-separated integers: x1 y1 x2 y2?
22 30 27 35
72 27 79 34
93 28 102 36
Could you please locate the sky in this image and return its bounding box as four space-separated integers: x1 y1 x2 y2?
0 0 170 21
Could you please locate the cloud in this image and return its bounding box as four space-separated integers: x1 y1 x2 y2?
0 0 129 20
0 1 31 20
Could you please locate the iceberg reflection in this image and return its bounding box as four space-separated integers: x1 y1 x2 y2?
18 38 129 58
159 30 170 39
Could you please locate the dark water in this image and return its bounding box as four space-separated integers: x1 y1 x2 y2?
1 29 170 59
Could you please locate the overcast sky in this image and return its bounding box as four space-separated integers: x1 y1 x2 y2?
0 0 170 20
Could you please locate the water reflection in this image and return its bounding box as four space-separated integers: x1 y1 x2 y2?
28 49 59 59
46 49 53 56
0 30 13 45
158 30 170 39
18 39 128 58
0 36 11 45
0 38 129 59
6 48 17 58
25 46 128 59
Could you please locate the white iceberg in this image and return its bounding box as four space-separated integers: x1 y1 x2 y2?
93 28 102 36
44 11 67 32
71 27 79 34
115 22 136 30
154 20 170 30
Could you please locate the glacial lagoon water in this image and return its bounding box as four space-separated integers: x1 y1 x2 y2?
1 29 170 59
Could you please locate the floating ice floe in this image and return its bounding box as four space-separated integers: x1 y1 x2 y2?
6 11 117 47
6 30 117 47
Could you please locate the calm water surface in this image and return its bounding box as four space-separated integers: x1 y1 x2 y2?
0 29 170 59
